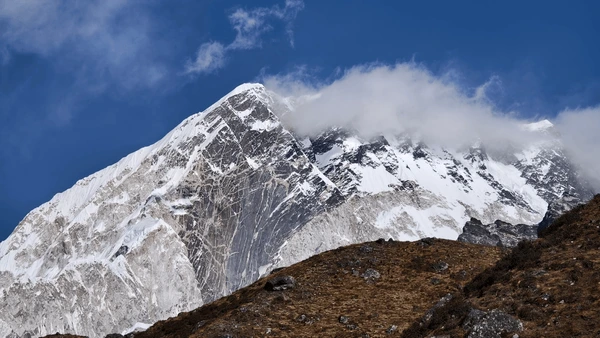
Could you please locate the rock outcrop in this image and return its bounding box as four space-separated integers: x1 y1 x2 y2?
458 218 538 247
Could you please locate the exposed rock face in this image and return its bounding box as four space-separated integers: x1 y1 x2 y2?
537 193 583 233
0 84 593 337
459 192 585 247
457 218 538 247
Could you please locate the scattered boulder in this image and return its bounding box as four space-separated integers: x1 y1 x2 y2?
295 314 318 325
419 237 435 247
432 261 449 273
359 245 373 253
385 325 398 334
265 275 296 291
462 308 486 332
338 316 349 324
361 268 381 280
346 324 358 330
466 309 523 338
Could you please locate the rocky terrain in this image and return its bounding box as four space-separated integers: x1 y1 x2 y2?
107 238 503 338
0 83 594 337
71 194 597 338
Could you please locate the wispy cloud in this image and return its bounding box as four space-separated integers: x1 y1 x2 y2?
262 62 600 191
0 0 167 90
0 45 9 65
185 42 227 75
554 106 600 190
185 0 304 75
263 63 532 148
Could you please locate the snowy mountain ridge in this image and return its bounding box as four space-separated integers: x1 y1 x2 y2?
0 83 593 338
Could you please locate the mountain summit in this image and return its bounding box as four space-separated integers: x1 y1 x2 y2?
0 84 593 337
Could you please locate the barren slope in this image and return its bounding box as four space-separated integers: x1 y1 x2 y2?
130 238 501 337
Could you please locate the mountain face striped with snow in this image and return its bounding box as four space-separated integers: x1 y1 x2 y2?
0 84 593 338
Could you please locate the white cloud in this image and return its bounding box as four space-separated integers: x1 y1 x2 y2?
264 63 537 149
185 0 304 74
554 106 600 190
228 8 271 50
0 0 165 90
262 62 600 191
185 42 226 74
228 0 304 49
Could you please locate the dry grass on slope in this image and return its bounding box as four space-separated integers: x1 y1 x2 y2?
134 238 501 338
403 195 600 338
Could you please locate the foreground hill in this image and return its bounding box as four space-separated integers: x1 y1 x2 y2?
404 194 600 337
131 238 502 337
115 195 599 337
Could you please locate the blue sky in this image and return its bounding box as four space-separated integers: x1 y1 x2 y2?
1 0 599 241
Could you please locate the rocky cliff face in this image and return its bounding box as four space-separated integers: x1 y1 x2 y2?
457 218 538 247
0 84 592 337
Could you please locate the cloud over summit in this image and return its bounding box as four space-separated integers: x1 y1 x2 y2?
262 63 600 191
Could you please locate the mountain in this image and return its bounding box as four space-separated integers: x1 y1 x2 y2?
76 195 600 338
0 84 593 338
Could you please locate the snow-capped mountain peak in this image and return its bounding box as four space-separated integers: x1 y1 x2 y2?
0 84 593 338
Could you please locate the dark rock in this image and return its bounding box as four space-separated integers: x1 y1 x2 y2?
458 218 537 248
359 245 373 253
105 334 125 338
296 314 317 325
387 238 394 242
421 294 453 324
375 238 386 244
430 277 441 285
419 237 435 247
264 275 296 291
538 193 583 234
361 268 381 280
432 261 449 273
462 308 486 331
113 245 129 258
385 325 398 334
346 324 359 330
338 316 349 324
466 309 523 338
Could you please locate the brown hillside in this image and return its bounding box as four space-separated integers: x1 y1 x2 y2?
133 238 501 338
402 195 600 337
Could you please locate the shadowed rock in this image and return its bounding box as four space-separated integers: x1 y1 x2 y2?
264 276 296 291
